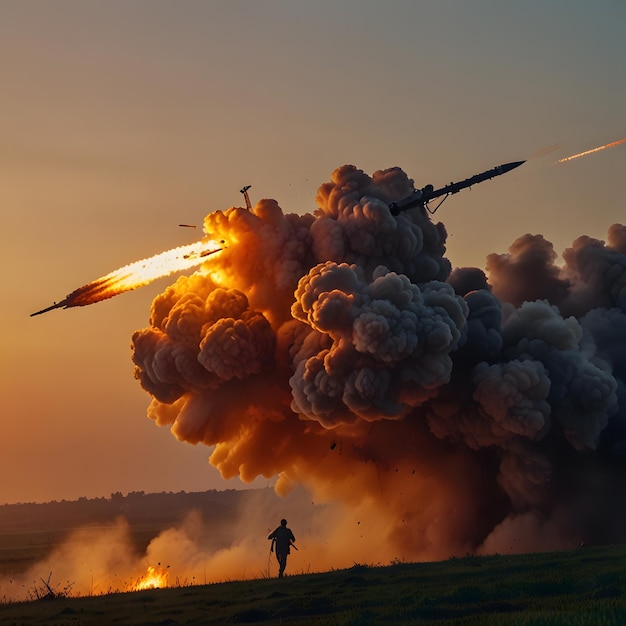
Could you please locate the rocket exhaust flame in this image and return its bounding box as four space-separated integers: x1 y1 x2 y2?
556 137 626 163
30 240 223 316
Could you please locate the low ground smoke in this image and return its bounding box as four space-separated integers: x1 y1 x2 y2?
131 164 626 563
0 489 364 601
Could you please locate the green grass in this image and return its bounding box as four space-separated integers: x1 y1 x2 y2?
1 544 625 624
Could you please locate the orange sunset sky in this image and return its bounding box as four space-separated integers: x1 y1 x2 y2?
1 1 625 505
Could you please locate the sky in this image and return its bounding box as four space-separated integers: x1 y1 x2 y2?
1 0 625 505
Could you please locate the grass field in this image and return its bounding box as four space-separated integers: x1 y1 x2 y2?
0 543 624 624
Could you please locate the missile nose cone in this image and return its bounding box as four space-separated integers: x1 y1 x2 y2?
500 160 526 173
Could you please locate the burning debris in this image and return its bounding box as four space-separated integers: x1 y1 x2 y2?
126 163 626 560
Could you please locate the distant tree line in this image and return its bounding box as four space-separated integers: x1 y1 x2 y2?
0 488 268 533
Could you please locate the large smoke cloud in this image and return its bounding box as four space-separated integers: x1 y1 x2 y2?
131 164 626 560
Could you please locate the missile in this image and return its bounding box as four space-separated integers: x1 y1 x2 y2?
389 160 525 215
182 245 224 261
30 299 71 317
31 240 227 317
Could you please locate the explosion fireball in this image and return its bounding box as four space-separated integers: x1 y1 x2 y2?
127 164 626 560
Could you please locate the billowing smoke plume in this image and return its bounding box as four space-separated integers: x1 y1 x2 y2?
132 164 626 560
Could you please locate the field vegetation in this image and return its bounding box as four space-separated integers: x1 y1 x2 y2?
0 543 624 624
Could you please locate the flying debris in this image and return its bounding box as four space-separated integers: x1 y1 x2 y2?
240 185 252 210
389 161 525 215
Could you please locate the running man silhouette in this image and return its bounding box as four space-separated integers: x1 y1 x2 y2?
267 518 296 578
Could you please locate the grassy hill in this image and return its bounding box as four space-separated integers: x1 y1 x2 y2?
1 543 624 625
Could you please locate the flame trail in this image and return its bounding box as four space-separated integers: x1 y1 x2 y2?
556 137 626 163
31 240 223 316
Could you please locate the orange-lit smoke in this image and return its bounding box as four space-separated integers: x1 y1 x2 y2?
129 165 626 567
556 137 626 163
0 489 359 601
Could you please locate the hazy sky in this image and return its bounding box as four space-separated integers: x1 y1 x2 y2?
1 0 625 504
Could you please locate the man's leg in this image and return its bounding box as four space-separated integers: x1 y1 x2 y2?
277 553 286 577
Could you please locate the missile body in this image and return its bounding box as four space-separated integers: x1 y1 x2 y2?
30 299 71 317
389 160 525 215
182 246 223 261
